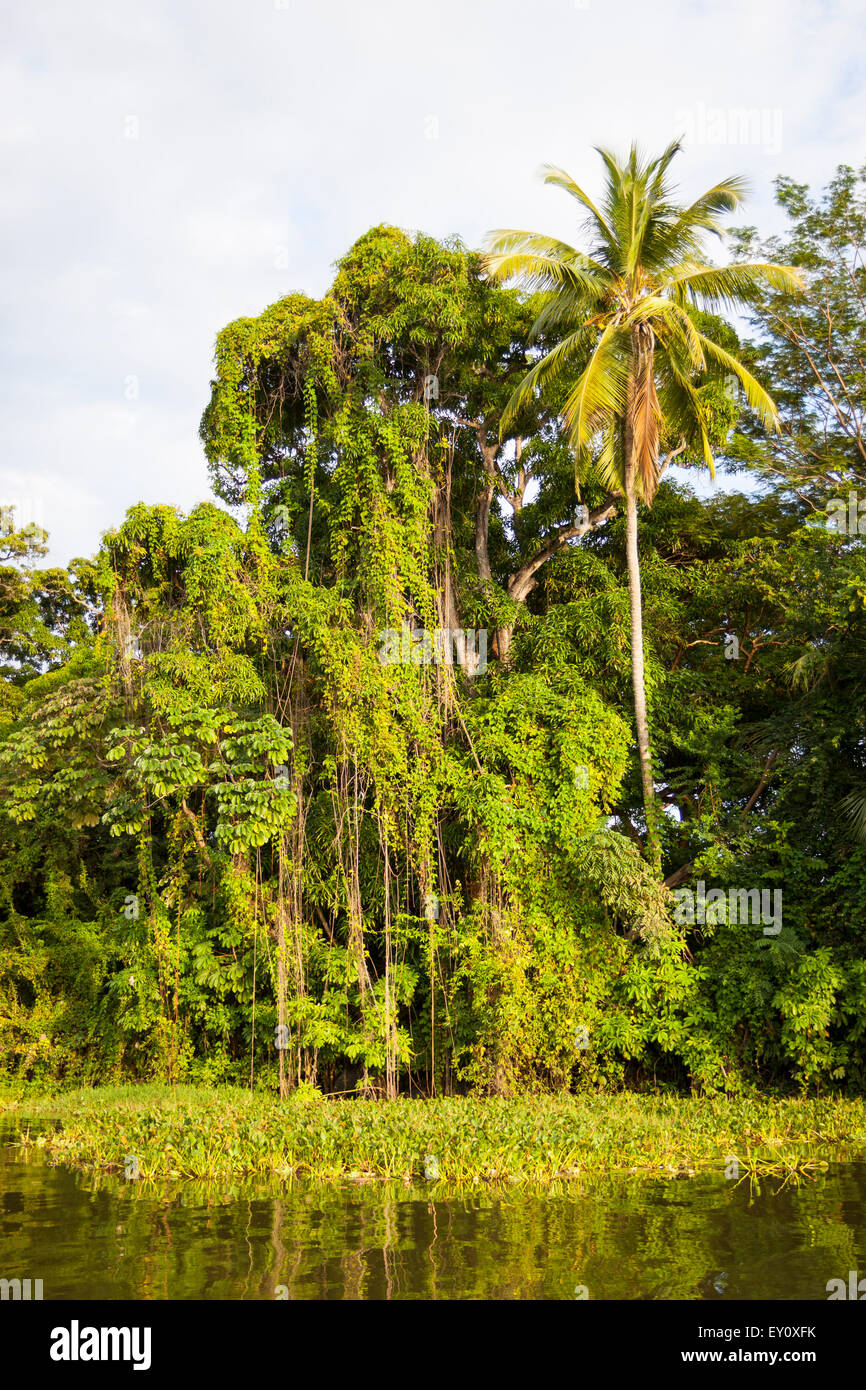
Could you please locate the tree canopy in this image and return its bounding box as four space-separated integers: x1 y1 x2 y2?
1 158 865 1099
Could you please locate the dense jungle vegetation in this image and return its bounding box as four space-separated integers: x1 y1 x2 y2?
2 146 865 1103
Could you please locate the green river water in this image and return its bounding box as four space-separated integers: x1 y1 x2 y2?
2 1123 864 1299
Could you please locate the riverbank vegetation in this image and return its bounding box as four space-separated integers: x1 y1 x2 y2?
1 147 865 1104
8 1086 864 1182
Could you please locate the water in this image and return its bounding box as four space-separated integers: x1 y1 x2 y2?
2 1123 865 1299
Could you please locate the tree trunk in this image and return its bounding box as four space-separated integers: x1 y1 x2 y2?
433 446 461 638
276 835 289 1099
276 949 288 1099
474 431 498 584
495 500 618 662
624 481 661 871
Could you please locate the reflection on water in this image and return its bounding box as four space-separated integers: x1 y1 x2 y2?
1 1123 865 1300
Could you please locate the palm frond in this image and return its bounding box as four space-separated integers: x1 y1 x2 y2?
657 347 715 472
695 331 779 428
592 423 624 497
783 649 827 691
673 177 750 231
572 821 676 954
841 788 866 841
561 324 629 456
482 234 609 303
540 164 615 247
647 138 685 185
499 327 589 433
654 301 707 371
667 260 805 311
528 291 599 339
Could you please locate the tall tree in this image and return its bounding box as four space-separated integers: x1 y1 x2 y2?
484 141 802 869
728 162 866 503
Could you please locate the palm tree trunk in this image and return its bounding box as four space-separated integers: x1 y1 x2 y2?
624 481 661 872
276 834 289 1098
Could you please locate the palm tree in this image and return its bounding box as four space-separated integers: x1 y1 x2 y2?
842 786 866 840
484 141 803 871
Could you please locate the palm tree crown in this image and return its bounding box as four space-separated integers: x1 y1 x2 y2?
484 140 803 500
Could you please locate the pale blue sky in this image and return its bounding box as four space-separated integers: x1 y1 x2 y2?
2 0 864 565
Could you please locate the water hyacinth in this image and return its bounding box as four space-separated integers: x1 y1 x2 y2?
8 1085 862 1185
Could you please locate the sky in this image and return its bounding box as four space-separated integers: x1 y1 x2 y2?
2 0 865 566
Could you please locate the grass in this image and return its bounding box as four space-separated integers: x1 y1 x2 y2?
5 1083 866 1183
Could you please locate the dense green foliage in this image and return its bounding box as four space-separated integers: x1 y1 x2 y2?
1 156 865 1100
12 1085 861 1181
